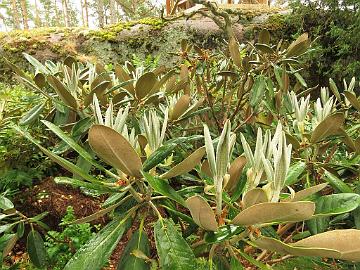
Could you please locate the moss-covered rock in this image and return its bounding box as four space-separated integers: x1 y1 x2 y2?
0 12 288 81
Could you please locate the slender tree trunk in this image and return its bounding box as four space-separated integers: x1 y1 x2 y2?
19 0 29 29
109 0 116 24
97 0 105 28
80 0 85 26
84 0 89 27
62 0 70 27
11 0 20 29
34 0 42 27
54 0 60 26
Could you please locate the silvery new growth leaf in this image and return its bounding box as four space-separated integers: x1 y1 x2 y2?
167 93 182 117
0 100 5 123
141 108 168 155
164 92 201 121
241 123 292 202
203 120 236 215
240 127 272 191
343 77 356 107
92 94 138 150
289 92 310 135
314 88 335 126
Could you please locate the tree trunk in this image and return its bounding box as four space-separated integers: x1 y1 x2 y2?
97 0 105 28
10 0 20 29
80 0 85 26
34 0 42 27
62 0 70 27
19 0 29 29
54 0 60 26
109 0 116 24
11 0 20 29
81 0 89 27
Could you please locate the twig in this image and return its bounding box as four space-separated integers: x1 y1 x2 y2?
203 78 222 132
277 223 294 236
267 254 294 264
256 249 268 261
193 0 236 40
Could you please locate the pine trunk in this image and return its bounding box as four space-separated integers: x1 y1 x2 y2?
97 0 105 28
62 0 70 27
34 0 42 27
20 0 29 29
84 0 89 27
54 0 59 26
109 0 116 24
11 0 20 29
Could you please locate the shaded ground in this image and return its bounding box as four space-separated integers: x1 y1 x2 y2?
15 177 106 228
12 177 163 270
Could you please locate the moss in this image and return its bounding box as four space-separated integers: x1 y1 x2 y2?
263 14 287 30
88 17 166 41
225 6 282 23
138 17 165 29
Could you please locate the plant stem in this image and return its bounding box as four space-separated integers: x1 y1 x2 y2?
229 229 249 244
148 201 163 220
129 185 143 203
215 176 223 217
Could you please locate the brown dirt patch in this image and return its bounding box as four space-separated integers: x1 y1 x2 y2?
14 177 106 228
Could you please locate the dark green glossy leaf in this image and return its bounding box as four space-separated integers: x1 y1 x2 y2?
323 170 352 193
204 225 244 244
117 230 150 270
250 75 266 107
306 216 330 235
0 224 14 234
16 222 24 238
143 143 177 172
161 204 195 225
64 215 132 270
313 193 360 216
27 230 47 268
19 103 45 126
54 177 118 193
2 234 18 259
102 192 128 208
143 172 186 207
143 135 203 172
154 219 197 270
161 147 205 179
285 162 306 186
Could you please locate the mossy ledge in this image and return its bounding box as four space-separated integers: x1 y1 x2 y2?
0 12 289 81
